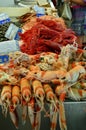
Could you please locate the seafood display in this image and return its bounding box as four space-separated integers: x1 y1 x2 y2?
0 11 86 130
0 43 85 130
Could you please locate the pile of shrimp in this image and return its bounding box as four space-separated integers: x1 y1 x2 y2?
0 44 86 130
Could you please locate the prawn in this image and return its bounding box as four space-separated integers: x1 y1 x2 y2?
12 86 20 110
20 78 31 103
32 80 45 110
1 85 11 117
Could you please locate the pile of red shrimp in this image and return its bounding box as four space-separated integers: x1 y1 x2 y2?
19 18 77 55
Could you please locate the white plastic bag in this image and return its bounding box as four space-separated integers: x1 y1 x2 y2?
61 1 72 20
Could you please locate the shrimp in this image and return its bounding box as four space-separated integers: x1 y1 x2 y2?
27 70 66 83
65 65 85 83
43 83 58 108
1 85 11 105
32 80 45 110
1 85 11 116
20 78 31 103
12 86 20 110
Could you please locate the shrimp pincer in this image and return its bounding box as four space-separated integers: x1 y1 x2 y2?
20 78 31 103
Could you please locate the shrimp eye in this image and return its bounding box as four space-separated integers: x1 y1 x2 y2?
38 94 41 97
61 77 66 80
34 72 37 74
5 97 7 100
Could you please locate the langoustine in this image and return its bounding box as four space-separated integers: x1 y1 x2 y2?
11 86 20 110
9 85 20 129
29 80 45 130
20 78 32 124
32 79 45 110
1 85 11 117
20 78 31 103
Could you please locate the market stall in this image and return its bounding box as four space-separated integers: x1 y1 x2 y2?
0 1 86 130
